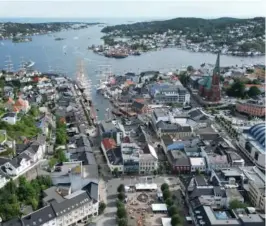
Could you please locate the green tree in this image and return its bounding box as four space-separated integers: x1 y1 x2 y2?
116 200 124 209
55 149 68 162
117 192 126 201
229 199 247 209
5 179 17 194
30 198 38 210
117 206 127 218
165 198 174 206
49 158 57 169
226 80 245 98
247 86 261 97
29 106 40 117
98 201 106 214
117 218 128 226
161 183 169 192
163 190 171 200
113 167 119 176
117 184 125 193
168 205 179 217
187 65 194 72
171 214 182 226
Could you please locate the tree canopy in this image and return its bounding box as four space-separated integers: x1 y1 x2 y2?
161 183 169 192
168 205 179 216
117 206 127 218
117 184 125 193
229 199 247 209
117 192 126 201
226 80 246 98
247 86 261 97
0 176 52 221
171 214 182 226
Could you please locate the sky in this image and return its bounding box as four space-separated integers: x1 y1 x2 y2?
0 0 265 19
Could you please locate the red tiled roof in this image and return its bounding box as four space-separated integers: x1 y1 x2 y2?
6 97 14 104
14 98 26 107
102 138 116 151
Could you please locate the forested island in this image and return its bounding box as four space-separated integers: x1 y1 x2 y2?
100 17 265 56
0 22 101 40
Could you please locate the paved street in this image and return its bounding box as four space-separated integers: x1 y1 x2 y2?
92 176 182 226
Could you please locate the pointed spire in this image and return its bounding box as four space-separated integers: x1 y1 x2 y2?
213 52 220 76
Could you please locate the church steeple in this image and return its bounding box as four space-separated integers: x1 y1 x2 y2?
213 52 220 77
210 52 221 102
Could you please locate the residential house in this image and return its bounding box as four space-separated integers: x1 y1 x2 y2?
13 97 30 113
155 120 192 138
189 157 206 173
150 83 190 105
99 121 122 138
1 112 17 125
101 138 123 173
0 170 8 188
3 86 14 98
131 100 148 114
139 71 159 82
3 184 99 226
51 190 98 226
139 144 158 174
167 149 191 173
3 153 31 176
121 142 141 174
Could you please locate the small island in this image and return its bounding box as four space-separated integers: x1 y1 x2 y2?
99 17 265 57
12 36 32 43
54 37 65 41
0 22 102 40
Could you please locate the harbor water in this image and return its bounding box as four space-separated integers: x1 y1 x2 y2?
0 18 264 120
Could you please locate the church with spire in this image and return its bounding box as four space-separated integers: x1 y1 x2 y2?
198 53 221 102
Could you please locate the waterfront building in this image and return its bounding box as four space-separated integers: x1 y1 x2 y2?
238 123 265 169
198 53 221 102
236 99 265 117
150 83 190 105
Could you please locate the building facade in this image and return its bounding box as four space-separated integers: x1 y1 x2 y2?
236 100 265 117
238 123 265 169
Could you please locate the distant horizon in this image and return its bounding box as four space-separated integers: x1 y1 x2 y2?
0 1 265 19
0 16 264 24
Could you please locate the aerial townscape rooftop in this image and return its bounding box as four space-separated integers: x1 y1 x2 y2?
0 4 265 226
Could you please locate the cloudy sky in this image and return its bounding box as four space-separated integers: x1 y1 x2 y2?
0 0 265 18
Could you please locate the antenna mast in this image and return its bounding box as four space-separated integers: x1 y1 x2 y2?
5 55 14 73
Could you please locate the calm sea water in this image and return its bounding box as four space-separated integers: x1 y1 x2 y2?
0 17 265 120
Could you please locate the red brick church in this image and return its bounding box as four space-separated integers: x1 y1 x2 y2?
198 53 221 102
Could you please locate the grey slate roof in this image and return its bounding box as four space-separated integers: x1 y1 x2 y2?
2 112 16 118
2 218 22 226
22 205 56 226
82 182 99 202
43 186 65 204
51 190 91 217
132 101 145 111
194 175 208 186
9 153 31 168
